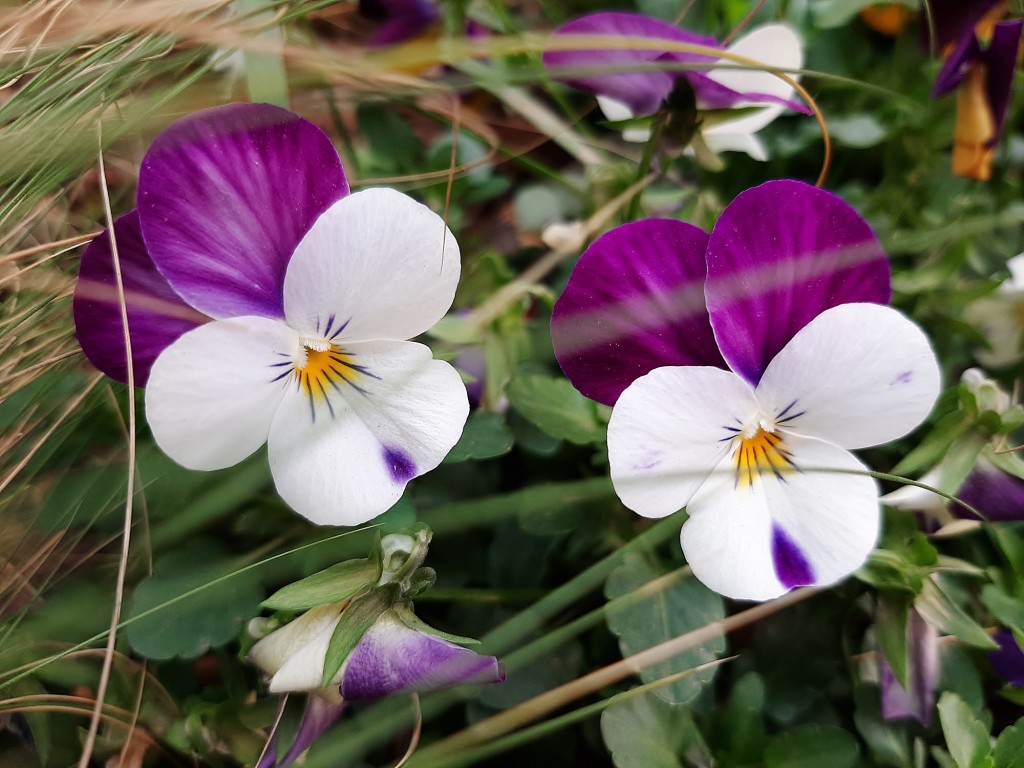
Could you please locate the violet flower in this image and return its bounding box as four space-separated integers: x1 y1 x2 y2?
72 104 468 526
250 529 503 768
543 12 806 159
929 1 1022 180
879 609 941 725
990 630 1024 686
359 0 441 46
552 180 941 600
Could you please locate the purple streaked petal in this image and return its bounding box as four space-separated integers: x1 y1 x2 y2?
359 0 440 45
138 103 348 321
932 31 981 98
771 524 814 589
543 12 720 116
73 211 206 386
956 458 1024 522
704 180 891 384
551 219 725 406
990 630 1024 686
340 611 504 699
879 610 940 725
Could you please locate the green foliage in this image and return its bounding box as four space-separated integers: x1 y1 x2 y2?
604 554 725 705
506 374 607 445
600 693 701 768
938 692 993 768
444 411 515 462
764 725 861 768
125 540 264 660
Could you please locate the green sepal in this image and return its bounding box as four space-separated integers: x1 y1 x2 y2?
876 593 911 689
393 602 481 646
915 579 997 650
321 583 400 687
262 549 383 611
405 567 437 598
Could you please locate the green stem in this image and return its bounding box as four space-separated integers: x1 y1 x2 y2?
625 111 666 221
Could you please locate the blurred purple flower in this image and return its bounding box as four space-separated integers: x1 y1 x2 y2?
359 0 441 46
991 630 1024 686
928 1 1022 179
879 609 941 725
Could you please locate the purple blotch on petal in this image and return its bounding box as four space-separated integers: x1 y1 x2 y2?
705 180 891 384
990 630 1024 687
138 103 349 321
552 219 725 406
73 211 206 386
383 446 417 483
340 612 504 699
771 524 814 589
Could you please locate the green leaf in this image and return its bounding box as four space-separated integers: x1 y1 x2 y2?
600 692 700 768
125 539 264 660
444 411 514 463
764 725 860 768
506 375 605 445
605 554 725 705
915 579 997 649
994 720 1024 768
828 114 888 149
235 0 289 107
262 556 383 611
321 585 399 686
877 594 911 688
982 585 1024 632
811 0 918 28
938 692 993 768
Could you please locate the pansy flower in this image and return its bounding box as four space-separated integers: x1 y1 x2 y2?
542 12 806 160
878 608 940 725
990 630 1024 687
73 103 468 526
929 0 1022 180
250 528 503 767
552 180 941 600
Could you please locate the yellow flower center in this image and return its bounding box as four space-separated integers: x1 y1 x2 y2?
733 424 796 490
296 341 363 402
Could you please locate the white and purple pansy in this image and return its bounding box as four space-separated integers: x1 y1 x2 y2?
552 179 941 601
542 12 807 159
73 103 469 526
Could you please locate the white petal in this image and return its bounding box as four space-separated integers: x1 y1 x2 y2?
755 303 941 450
965 296 1024 368
1005 253 1024 291
145 317 297 470
880 468 946 515
700 131 769 160
596 95 652 143
704 23 803 138
249 604 345 692
608 366 759 519
283 188 460 343
681 433 879 601
268 340 468 526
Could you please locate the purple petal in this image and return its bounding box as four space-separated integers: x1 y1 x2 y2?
73 211 206 386
990 630 1024 686
924 0 1005 51
704 180 891 384
275 697 347 768
932 31 981 98
138 103 349 321
879 610 939 725
359 0 440 46
979 20 1023 144
340 612 504 700
543 12 720 116
770 524 814 589
551 219 726 407
956 459 1024 522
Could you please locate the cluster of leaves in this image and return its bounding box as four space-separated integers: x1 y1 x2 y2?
1 0 1024 766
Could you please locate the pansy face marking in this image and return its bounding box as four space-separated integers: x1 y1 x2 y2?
73 103 469 526
553 180 941 601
